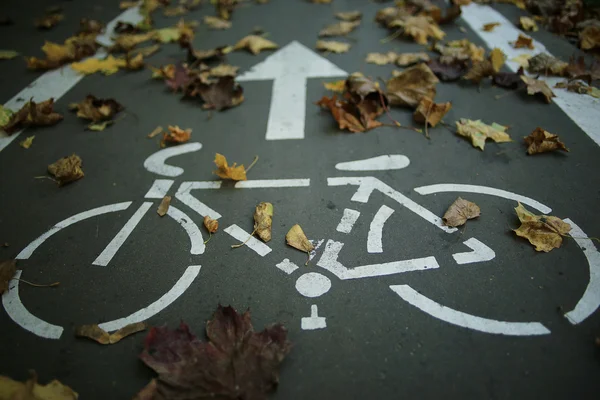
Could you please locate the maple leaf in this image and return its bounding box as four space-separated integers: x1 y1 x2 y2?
521 76 555 103
336 11 362 21
512 33 534 49
187 45 233 64
482 22 500 31
319 21 360 37
513 203 571 252
69 95 124 123
188 76 245 111
528 53 568 76
0 259 16 294
390 15 445 45
137 306 291 400
48 154 84 186
35 13 64 29
286 224 314 254
580 25 600 50
493 67 525 89
316 40 350 53
523 127 569 155
204 216 219 233
254 202 274 242
71 55 127 75
204 15 232 30
157 196 171 216
0 372 78 399
75 322 147 344
161 126 192 147
413 97 451 127
519 16 538 32
1 98 63 134
214 153 247 181
464 48 505 83
455 118 511 150
233 35 278 55
366 52 397 65
79 18 105 34
427 58 468 81
396 52 430 67
26 34 99 70
386 63 439 108
442 197 480 227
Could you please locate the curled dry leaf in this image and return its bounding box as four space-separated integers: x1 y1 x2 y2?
70 95 124 123
317 95 381 133
190 76 245 111
35 13 64 29
456 118 511 150
319 20 360 37
336 11 362 21
148 126 163 138
528 53 567 76
316 40 350 53
20 136 35 149
413 97 452 127
157 196 171 216
136 305 291 400
48 154 84 186
520 76 555 103
204 15 232 30
386 63 439 108
214 153 247 181
75 322 147 344
512 34 534 49
286 224 314 253
513 203 571 252
519 16 538 32
580 25 600 50
0 259 16 294
254 202 274 242
482 22 500 31
396 52 430 67
427 58 468 81
0 372 78 399
323 80 346 93
442 197 480 227
366 52 397 65
524 127 569 155
203 216 219 233
162 125 192 146
26 34 99 70
1 98 63 134
234 35 278 55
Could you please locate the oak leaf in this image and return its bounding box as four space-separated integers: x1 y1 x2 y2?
519 16 538 32
233 35 277 55
75 322 147 344
396 52 430 67
524 127 568 155
1 98 63 134
442 197 480 227
413 97 451 127
520 76 555 103
456 118 511 150
0 259 16 294
286 224 314 253
162 126 191 146
214 153 247 181
336 11 362 21
386 63 439 108
0 372 78 400
254 202 274 242
316 40 350 53
512 34 534 49
204 216 219 233
48 154 84 186
157 196 171 216
513 203 571 252
319 21 360 37
204 15 231 29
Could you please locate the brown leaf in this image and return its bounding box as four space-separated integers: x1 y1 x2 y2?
1 98 63 134
521 76 555 103
580 25 600 50
524 127 569 155
493 67 525 89
254 202 273 242
482 22 500 31
137 306 291 400
345 73 388 120
26 34 99 70
434 39 485 63
204 15 232 30
161 125 192 146
513 203 571 252
148 126 163 138
35 13 63 29
233 35 277 55
189 76 244 111
0 372 78 399
0 259 16 294
214 153 247 181
442 197 480 227
489 48 506 72
203 216 219 233
48 154 84 186
396 52 430 67
319 20 360 37
317 95 378 133
555 80 600 98
528 53 567 76
390 15 445 44
164 5 188 16
70 95 124 123
427 58 468 81
455 118 511 150
316 40 350 53
286 224 314 253
519 16 538 32
336 11 362 21
512 34 534 49
365 52 397 65
413 97 452 127
75 322 147 344
157 196 171 217
187 45 232 64
463 60 495 83
386 63 439 108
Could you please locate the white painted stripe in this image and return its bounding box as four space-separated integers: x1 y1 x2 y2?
144 179 175 199
175 184 222 220
224 224 272 256
335 155 410 171
234 179 310 188
461 3 600 146
391 285 551 336
143 142 202 177
414 183 552 214
563 218 600 324
336 208 360 234
178 181 222 190
98 265 201 332
166 205 205 255
16 202 132 259
301 304 327 330
92 202 153 266
276 258 299 275
0 6 143 153
2 270 64 339
367 205 395 253
309 239 325 261
452 238 496 265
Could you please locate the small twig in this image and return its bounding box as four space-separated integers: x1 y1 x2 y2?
15 278 60 288
232 228 257 248
305 251 310 266
565 234 600 243
34 176 58 183
381 123 422 133
381 29 403 44
245 155 259 173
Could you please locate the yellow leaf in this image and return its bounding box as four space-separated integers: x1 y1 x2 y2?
233 35 278 55
511 54 532 68
254 202 273 242
315 40 350 54
490 48 506 72
365 51 397 65
204 15 231 30
519 16 538 32
0 50 18 59
513 203 571 252
19 135 35 149
455 118 511 150
319 21 361 37
0 372 78 400
213 153 247 181
391 16 445 45
71 56 127 75
285 224 314 254
75 322 147 344
413 98 451 127
323 80 346 93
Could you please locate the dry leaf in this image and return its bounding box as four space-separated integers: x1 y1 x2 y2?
442 197 480 227
233 35 277 55
511 54 532 69
528 53 567 76
413 97 451 127
216 0 236 20
120 1 139 9
524 127 568 155
0 106 12 127
286 224 314 254
513 203 571 252
254 202 273 242
427 58 468 81
317 95 381 133
0 372 78 400
519 16 538 32
580 25 600 50
26 35 99 70
366 52 397 65
189 76 244 111
131 44 161 58
555 80 600 98
70 95 124 123
1 98 63 134
512 34 534 49
493 67 525 89
323 80 346 93
75 322 147 344
204 15 231 29
311 0 332 3
48 154 84 186
391 16 445 45
209 64 239 77
482 22 500 31
164 5 188 16
71 55 127 75
35 13 63 29
464 48 505 83
456 118 511 150
435 39 485 63
0 259 16 294
19 136 35 149
162 125 192 146
386 63 439 108
490 48 506 72
203 216 219 233
87 121 113 131
148 126 163 138
0 50 19 59
316 40 350 53
157 196 171 216
79 18 105 34
336 11 362 21
521 76 555 103
111 32 155 52
214 153 247 181
319 21 360 37
396 52 430 67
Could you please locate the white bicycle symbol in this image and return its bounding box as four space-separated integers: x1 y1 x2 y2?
3 142 599 339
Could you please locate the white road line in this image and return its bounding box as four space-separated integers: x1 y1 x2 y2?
144 179 175 199
0 6 144 153
2 270 64 339
335 155 410 171
301 304 327 330
175 184 222 220
367 205 395 253
178 181 222 190
166 205 205 255
452 238 496 265
224 224 272 256
143 142 203 177
16 202 132 259
461 3 600 147
92 202 153 266
563 218 600 325
276 258 299 274
234 179 310 188
413 183 552 214
390 285 551 336
98 265 201 332
336 208 360 234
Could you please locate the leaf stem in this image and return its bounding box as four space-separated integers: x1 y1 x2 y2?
14 278 60 288
231 228 257 248
245 155 259 173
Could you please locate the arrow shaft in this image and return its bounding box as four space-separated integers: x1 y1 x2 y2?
266 75 306 140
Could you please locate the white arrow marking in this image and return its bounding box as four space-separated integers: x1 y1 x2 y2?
237 41 348 140
452 238 495 265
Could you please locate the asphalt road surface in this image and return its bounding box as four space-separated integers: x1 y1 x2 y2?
1 0 600 399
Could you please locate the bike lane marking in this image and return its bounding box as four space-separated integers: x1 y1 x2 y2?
452 238 496 265
223 224 272 256
143 142 203 177
367 205 395 254
336 208 360 234
335 155 410 171
145 179 175 199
